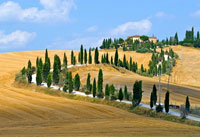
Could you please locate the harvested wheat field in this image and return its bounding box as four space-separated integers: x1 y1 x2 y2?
0 51 200 137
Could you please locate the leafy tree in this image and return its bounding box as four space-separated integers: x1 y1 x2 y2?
63 52 67 67
105 84 110 99
114 49 118 66
150 92 153 109
80 45 84 64
89 48 92 64
84 49 87 64
124 85 128 100
152 84 157 105
132 80 143 107
47 73 52 88
185 96 190 112
36 66 42 86
118 88 124 101
140 35 149 42
21 67 26 75
164 91 170 113
94 47 99 64
86 73 91 91
74 73 80 91
92 78 96 98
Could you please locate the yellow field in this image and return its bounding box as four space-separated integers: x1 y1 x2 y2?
0 50 200 136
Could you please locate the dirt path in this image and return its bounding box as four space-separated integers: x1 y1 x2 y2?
0 50 200 137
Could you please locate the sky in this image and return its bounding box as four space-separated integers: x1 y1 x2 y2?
0 0 200 53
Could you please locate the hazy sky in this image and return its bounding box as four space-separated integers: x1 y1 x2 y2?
0 0 200 53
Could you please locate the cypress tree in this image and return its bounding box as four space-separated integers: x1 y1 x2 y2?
27 60 32 83
141 64 144 72
150 92 153 109
78 52 81 63
106 53 109 64
152 84 157 105
36 66 42 86
114 49 118 66
97 69 103 98
54 55 61 71
174 32 179 45
164 91 170 113
45 49 48 63
197 31 200 40
185 96 190 112
123 54 127 68
86 73 91 91
73 56 76 65
68 72 73 93
92 78 96 98
21 67 26 75
111 56 113 65
53 58 59 84
71 50 74 65
132 80 143 107
47 73 52 88
63 52 67 67
105 84 110 99
118 88 123 101
80 45 84 64
89 48 92 64
39 58 43 71
124 85 128 100
94 47 99 64
84 49 87 64
74 73 80 91
36 57 39 68
43 61 50 82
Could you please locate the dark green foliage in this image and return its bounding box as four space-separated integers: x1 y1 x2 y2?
80 45 84 64
132 80 143 107
124 85 128 100
36 66 42 86
100 38 113 49
156 104 163 112
97 69 104 98
47 73 52 88
92 78 96 98
123 54 127 69
164 91 170 113
21 67 26 75
114 49 118 66
94 47 99 64
86 73 91 92
27 60 32 83
39 58 43 71
186 96 190 112
84 49 87 64
45 49 48 63
105 84 110 99
28 60 32 69
63 84 68 92
150 92 153 109
89 48 92 64
54 55 61 71
111 56 113 65
68 72 73 93
152 84 157 105
141 64 144 72
118 88 123 101
174 32 179 45
43 59 50 82
73 56 76 65
140 35 149 42
74 73 80 91
71 50 74 65
63 52 67 67
53 56 60 84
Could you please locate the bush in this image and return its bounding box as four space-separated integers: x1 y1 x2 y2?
15 73 27 84
156 104 163 112
136 48 152 53
97 92 104 98
63 84 68 92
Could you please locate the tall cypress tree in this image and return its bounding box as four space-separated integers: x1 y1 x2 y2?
123 54 127 68
197 31 200 40
63 52 67 67
27 60 32 83
105 84 110 99
80 45 84 64
36 66 42 86
152 84 157 105
185 96 190 112
150 92 153 109
68 72 73 93
43 61 50 82
118 88 123 101
89 48 92 64
111 56 113 65
124 85 128 100
92 78 96 98
94 47 99 64
164 91 170 113
84 49 87 64
86 73 91 91
71 50 74 65
74 73 80 91
45 49 48 63
97 69 103 98
132 81 143 107
54 55 61 71
174 32 179 45
53 57 59 84
114 49 118 66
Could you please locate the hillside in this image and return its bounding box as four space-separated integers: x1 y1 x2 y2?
0 50 200 136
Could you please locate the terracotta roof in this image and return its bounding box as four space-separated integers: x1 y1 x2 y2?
128 35 141 38
149 37 157 39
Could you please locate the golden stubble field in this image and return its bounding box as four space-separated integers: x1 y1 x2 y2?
0 49 200 136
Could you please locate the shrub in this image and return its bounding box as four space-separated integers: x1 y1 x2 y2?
63 84 68 92
156 104 163 112
15 73 27 84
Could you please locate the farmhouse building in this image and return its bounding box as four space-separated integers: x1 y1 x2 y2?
128 35 157 43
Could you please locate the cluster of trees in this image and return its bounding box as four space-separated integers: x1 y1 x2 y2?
179 27 200 48
100 38 124 49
